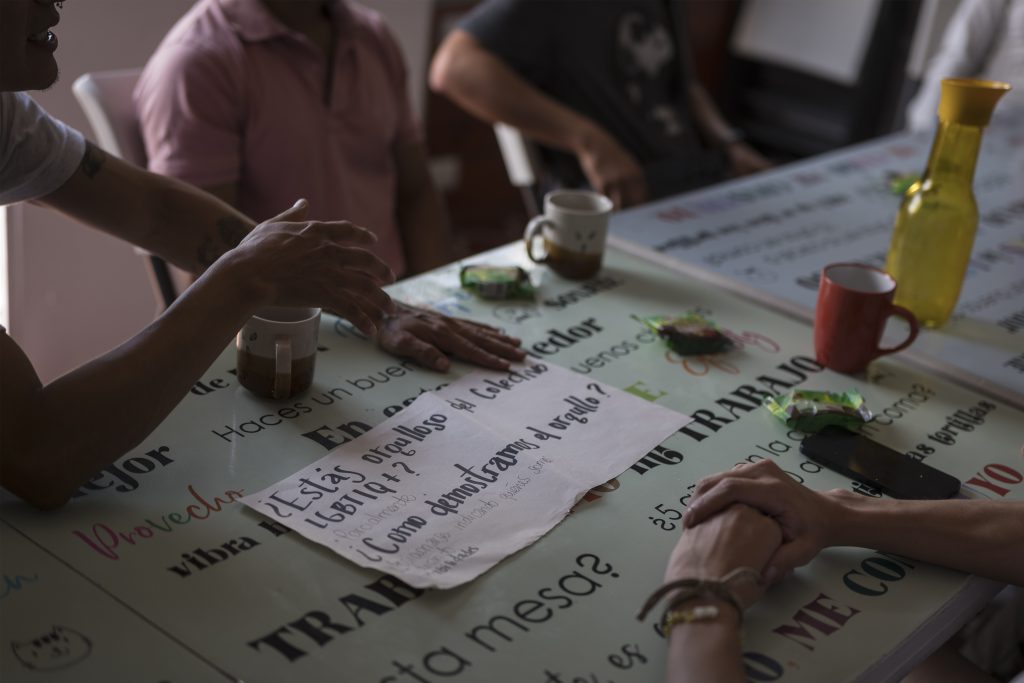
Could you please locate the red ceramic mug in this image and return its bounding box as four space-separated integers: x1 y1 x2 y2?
814 263 920 374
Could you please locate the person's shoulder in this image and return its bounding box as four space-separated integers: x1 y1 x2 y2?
0 92 61 136
460 0 559 46
145 0 244 73
344 3 407 70
0 91 21 121
345 2 399 50
138 4 246 101
1 91 34 117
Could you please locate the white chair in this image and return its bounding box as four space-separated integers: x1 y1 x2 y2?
492 122 544 216
72 69 188 315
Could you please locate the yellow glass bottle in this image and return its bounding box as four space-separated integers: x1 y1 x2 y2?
886 78 1010 328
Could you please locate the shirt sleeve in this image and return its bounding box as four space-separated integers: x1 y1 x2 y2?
458 0 557 85
906 0 1004 131
134 40 245 188
0 93 86 205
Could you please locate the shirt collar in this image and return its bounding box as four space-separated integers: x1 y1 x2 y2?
217 0 354 44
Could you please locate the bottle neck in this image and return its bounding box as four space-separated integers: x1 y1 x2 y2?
922 121 983 185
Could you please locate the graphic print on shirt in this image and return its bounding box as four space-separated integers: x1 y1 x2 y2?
615 10 684 138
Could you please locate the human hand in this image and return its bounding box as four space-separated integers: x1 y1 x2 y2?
221 199 396 335
666 503 781 609
725 142 772 177
684 460 851 581
576 127 648 209
376 302 526 372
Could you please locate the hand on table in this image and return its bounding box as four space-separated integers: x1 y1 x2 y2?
726 142 773 177
223 200 396 335
376 302 527 372
666 503 781 609
684 459 854 581
576 127 648 209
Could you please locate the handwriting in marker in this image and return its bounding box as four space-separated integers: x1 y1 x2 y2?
0 573 40 600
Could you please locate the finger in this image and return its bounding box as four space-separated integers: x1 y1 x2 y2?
334 247 396 284
457 327 527 361
606 184 624 210
312 220 379 246
692 462 760 498
684 478 785 528
433 330 513 371
765 541 816 581
327 285 391 333
456 318 523 345
332 300 379 337
382 331 450 372
267 198 309 224
330 273 394 313
474 326 524 348
693 458 784 497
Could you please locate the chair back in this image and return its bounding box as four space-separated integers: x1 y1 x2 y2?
493 123 544 216
72 69 147 166
72 69 182 313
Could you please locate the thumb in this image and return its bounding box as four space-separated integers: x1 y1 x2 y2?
764 541 813 583
269 198 309 224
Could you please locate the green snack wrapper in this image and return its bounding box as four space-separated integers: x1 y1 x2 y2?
764 389 873 433
460 265 535 300
887 172 920 196
638 313 732 355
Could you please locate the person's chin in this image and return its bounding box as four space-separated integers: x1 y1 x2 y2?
0 55 59 92
25 59 59 91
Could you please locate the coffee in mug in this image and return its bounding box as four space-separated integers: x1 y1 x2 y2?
814 263 919 375
236 307 321 399
524 190 613 280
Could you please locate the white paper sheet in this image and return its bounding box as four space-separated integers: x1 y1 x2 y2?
241 361 692 589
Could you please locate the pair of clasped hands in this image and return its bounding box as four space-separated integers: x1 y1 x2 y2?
232 199 527 372
667 459 858 608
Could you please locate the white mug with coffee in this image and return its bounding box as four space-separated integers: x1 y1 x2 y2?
236 307 321 400
525 189 613 280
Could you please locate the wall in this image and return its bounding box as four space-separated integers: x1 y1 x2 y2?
6 0 196 383
368 0 433 120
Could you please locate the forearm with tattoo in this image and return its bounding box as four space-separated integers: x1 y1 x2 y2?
197 215 250 269
80 141 107 179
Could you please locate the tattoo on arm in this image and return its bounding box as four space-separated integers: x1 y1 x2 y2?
80 142 107 179
218 216 249 247
196 216 251 270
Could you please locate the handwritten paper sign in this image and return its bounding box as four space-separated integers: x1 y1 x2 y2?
242 362 692 589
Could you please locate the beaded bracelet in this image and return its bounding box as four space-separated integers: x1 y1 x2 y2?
636 567 762 629
661 604 726 634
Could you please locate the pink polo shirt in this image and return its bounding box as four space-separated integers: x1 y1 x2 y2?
135 0 417 275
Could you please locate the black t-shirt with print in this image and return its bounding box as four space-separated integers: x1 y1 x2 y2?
460 0 725 198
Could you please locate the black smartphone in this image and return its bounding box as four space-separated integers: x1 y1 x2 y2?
800 428 961 500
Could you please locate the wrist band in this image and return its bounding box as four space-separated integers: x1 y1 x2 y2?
636 566 762 625
661 603 726 635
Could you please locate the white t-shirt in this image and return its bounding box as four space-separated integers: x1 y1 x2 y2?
907 0 1024 131
0 91 85 205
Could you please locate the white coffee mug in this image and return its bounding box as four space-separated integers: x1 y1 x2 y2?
236 307 321 399
524 189 613 280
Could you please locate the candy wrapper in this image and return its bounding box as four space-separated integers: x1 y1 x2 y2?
460 265 535 300
764 389 873 433
887 172 920 196
638 313 732 355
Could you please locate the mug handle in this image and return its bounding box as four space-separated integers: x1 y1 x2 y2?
874 304 920 358
524 217 554 264
273 336 292 400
